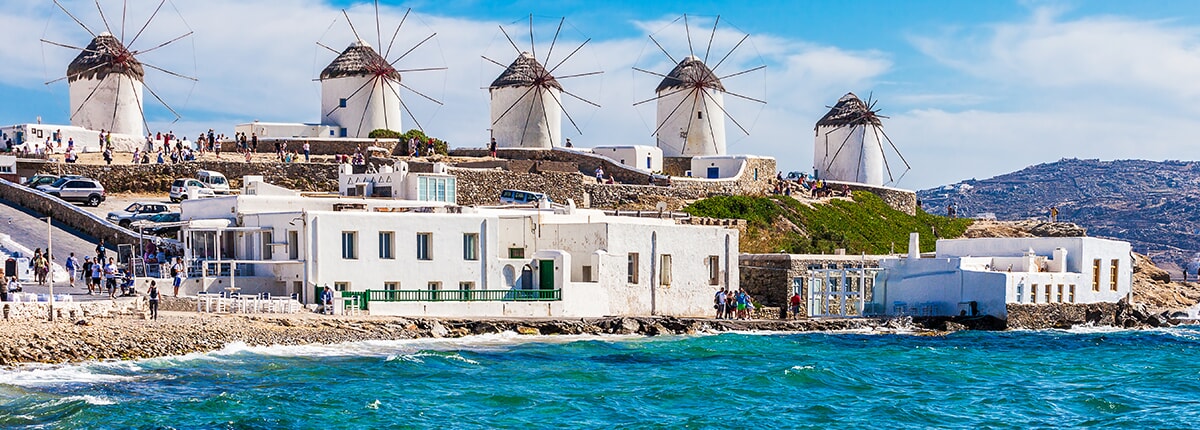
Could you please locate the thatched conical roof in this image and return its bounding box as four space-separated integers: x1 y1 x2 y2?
656 55 723 93
320 40 400 81
67 32 145 83
815 92 882 128
490 52 562 91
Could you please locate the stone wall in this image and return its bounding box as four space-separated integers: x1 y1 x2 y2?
450 168 589 207
27 160 341 193
739 254 888 314
1003 300 1166 329
824 180 917 215
662 157 692 177
0 178 147 248
1 297 146 321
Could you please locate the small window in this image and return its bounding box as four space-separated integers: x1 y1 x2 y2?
417 233 432 260
334 282 349 292
1057 284 1064 303
627 253 639 284
697 111 703 119
1092 259 1101 292
582 265 593 282
660 254 672 286
707 255 720 286
341 231 357 260
508 247 525 259
384 282 401 290
1069 285 1076 303
463 233 479 261
261 231 273 260
288 230 299 260
1110 259 1120 291
379 231 395 259
1017 285 1024 303
459 282 473 290
1045 286 1052 304
427 282 441 290
339 98 347 108
1031 284 1038 304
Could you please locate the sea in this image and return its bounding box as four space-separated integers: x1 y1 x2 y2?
3 327 1200 428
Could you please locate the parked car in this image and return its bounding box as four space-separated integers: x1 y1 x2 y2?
500 189 551 204
107 202 170 228
132 212 183 237
169 178 216 202
24 174 80 188
36 177 105 206
196 169 231 194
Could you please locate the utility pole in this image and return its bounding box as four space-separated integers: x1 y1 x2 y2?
46 216 54 321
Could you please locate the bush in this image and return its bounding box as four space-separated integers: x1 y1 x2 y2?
394 129 448 156
367 129 402 139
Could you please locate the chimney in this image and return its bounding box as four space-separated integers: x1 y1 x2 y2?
1053 247 1068 273
908 232 920 260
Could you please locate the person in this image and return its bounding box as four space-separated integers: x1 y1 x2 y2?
725 292 736 319
103 146 113 165
104 257 118 298
147 280 160 320
96 239 107 262
1050 206 1059 223
82 257 93 294
565 138 573 148
947 203 956 218
32 252 48 286
250 133 258 153
121 267 136 296
735 290 749 320
89 256 103 295
322 286 334 314
714 289 727 319
789 292 802 320
595 166 604 181
171 257 184 297
303 141 310 162
606 175 616 185
65 252 78 288
489 137 497 158
6 276 20 294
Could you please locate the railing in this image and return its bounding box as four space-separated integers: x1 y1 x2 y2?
366 289 561 302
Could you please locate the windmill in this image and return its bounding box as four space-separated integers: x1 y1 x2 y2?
318 2 446 138
41 0 197 145
813 92 911 187
633 14 765 157
483 15 603 149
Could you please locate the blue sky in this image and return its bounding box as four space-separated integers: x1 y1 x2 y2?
3 0 1200 189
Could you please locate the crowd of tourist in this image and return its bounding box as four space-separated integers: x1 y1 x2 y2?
713 288 756 320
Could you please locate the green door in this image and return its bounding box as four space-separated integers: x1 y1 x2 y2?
539 259 555 299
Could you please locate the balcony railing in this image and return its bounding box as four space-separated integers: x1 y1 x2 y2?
367 289 561 302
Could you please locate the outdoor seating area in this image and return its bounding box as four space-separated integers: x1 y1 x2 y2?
196 292 301 314
6 293 73 303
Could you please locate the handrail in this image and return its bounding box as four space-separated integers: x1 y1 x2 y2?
365 289 560 302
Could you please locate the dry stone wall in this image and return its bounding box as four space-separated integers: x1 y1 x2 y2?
739 254 888 313
28 160 341 193
249 138 399 156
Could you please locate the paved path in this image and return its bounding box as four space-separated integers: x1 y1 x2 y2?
0 197 116 301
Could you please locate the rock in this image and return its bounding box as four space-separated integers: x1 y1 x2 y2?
75 319 90 326
944 321 968 332
516 326 540 335
428 321 448 338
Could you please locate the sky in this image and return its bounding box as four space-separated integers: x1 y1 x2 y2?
2 0 1200 189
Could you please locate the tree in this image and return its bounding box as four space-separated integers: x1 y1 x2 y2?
394 129 448 156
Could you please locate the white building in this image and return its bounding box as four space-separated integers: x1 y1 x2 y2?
178 170 738 318
813 93 886 186
320 40 403 138
591 145 663 172
489 52 563 149
874 235 1133 318
68 32 145 142
233 122 339 139
655 56 727 157
337 162 456 202
0 124 108 153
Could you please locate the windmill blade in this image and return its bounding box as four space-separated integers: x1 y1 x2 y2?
40 39 101 55
720 89 767 105
398 81 444 105
381 82 391 133
383 8 410 59
633 86 690 107
650 88 697 136
700 88 719 153
325 77 376 117
716 65 765 81
876 125 912 170
69 78 106 120
647 34 678 66
547 38 590 75
123 69 152 137
355 77 380 136
94 0 115 36
824 124 858 172
632 67 671 80
108 75 121 132
874 127 895 183
684 14 695 58
45 62 107 85
518 86 541 148
553 70 603 80
492 84 540 125
53 0 96 38
855 127 865 183
560 88 600 108
374 0 383 54
703 15 720 63
342 9 363 43
711 33 749 72
700 90 751 135
389 33 436 66
144 80 183 121
544 17 565 66
121 0 127 42
388 82 425 132
679 87 701 155
528 14 536 62
316 41 340 55
480 55 507 68
143 62 198 81
546 87 583 135
128 0 166 47
498 24 523 56
133 31 193 55
394 66 448 73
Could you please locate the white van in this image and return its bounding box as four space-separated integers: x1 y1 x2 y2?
500 189 551 204
196 170 231 194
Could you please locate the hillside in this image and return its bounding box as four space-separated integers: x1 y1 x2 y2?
917 159 1200 273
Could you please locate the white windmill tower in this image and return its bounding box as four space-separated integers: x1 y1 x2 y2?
813 92 910 186
485 16 602 149
319 4 445 138
43 0 196 146
634 15 765 158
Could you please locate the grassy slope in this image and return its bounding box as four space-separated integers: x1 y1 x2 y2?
684 192 973 255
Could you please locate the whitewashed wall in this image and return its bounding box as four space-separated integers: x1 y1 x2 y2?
321 76 402 138
656 87 726 157
69 75 144 139
813 124 885 186
591 146 664 172
489 86 562 149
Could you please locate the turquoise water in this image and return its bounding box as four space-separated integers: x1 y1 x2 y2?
3 328 1200 428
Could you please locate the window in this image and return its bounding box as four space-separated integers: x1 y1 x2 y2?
1069 285 1076 303
707 256 720 286
262 231 273 260
697 111 703 119
1092 259 1101 292
1110 259 1120 291
582 266 593 282
339 98 347 108
660 254 672 286
463 233 479 261
1044 285 1051 304
288 230 299 260
379 231 395 259
1017 285 1024 303
1031 284 1038 303
1057 284 1064 303
627 253 639 283
417 176 457 203
416 233 432 260
428 281 441 290
384 282 401 290
341 231 357 260
508 247 525 259
334 282 349 292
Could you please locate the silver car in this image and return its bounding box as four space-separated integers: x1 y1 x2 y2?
169 178 215 202
37 177 106 206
